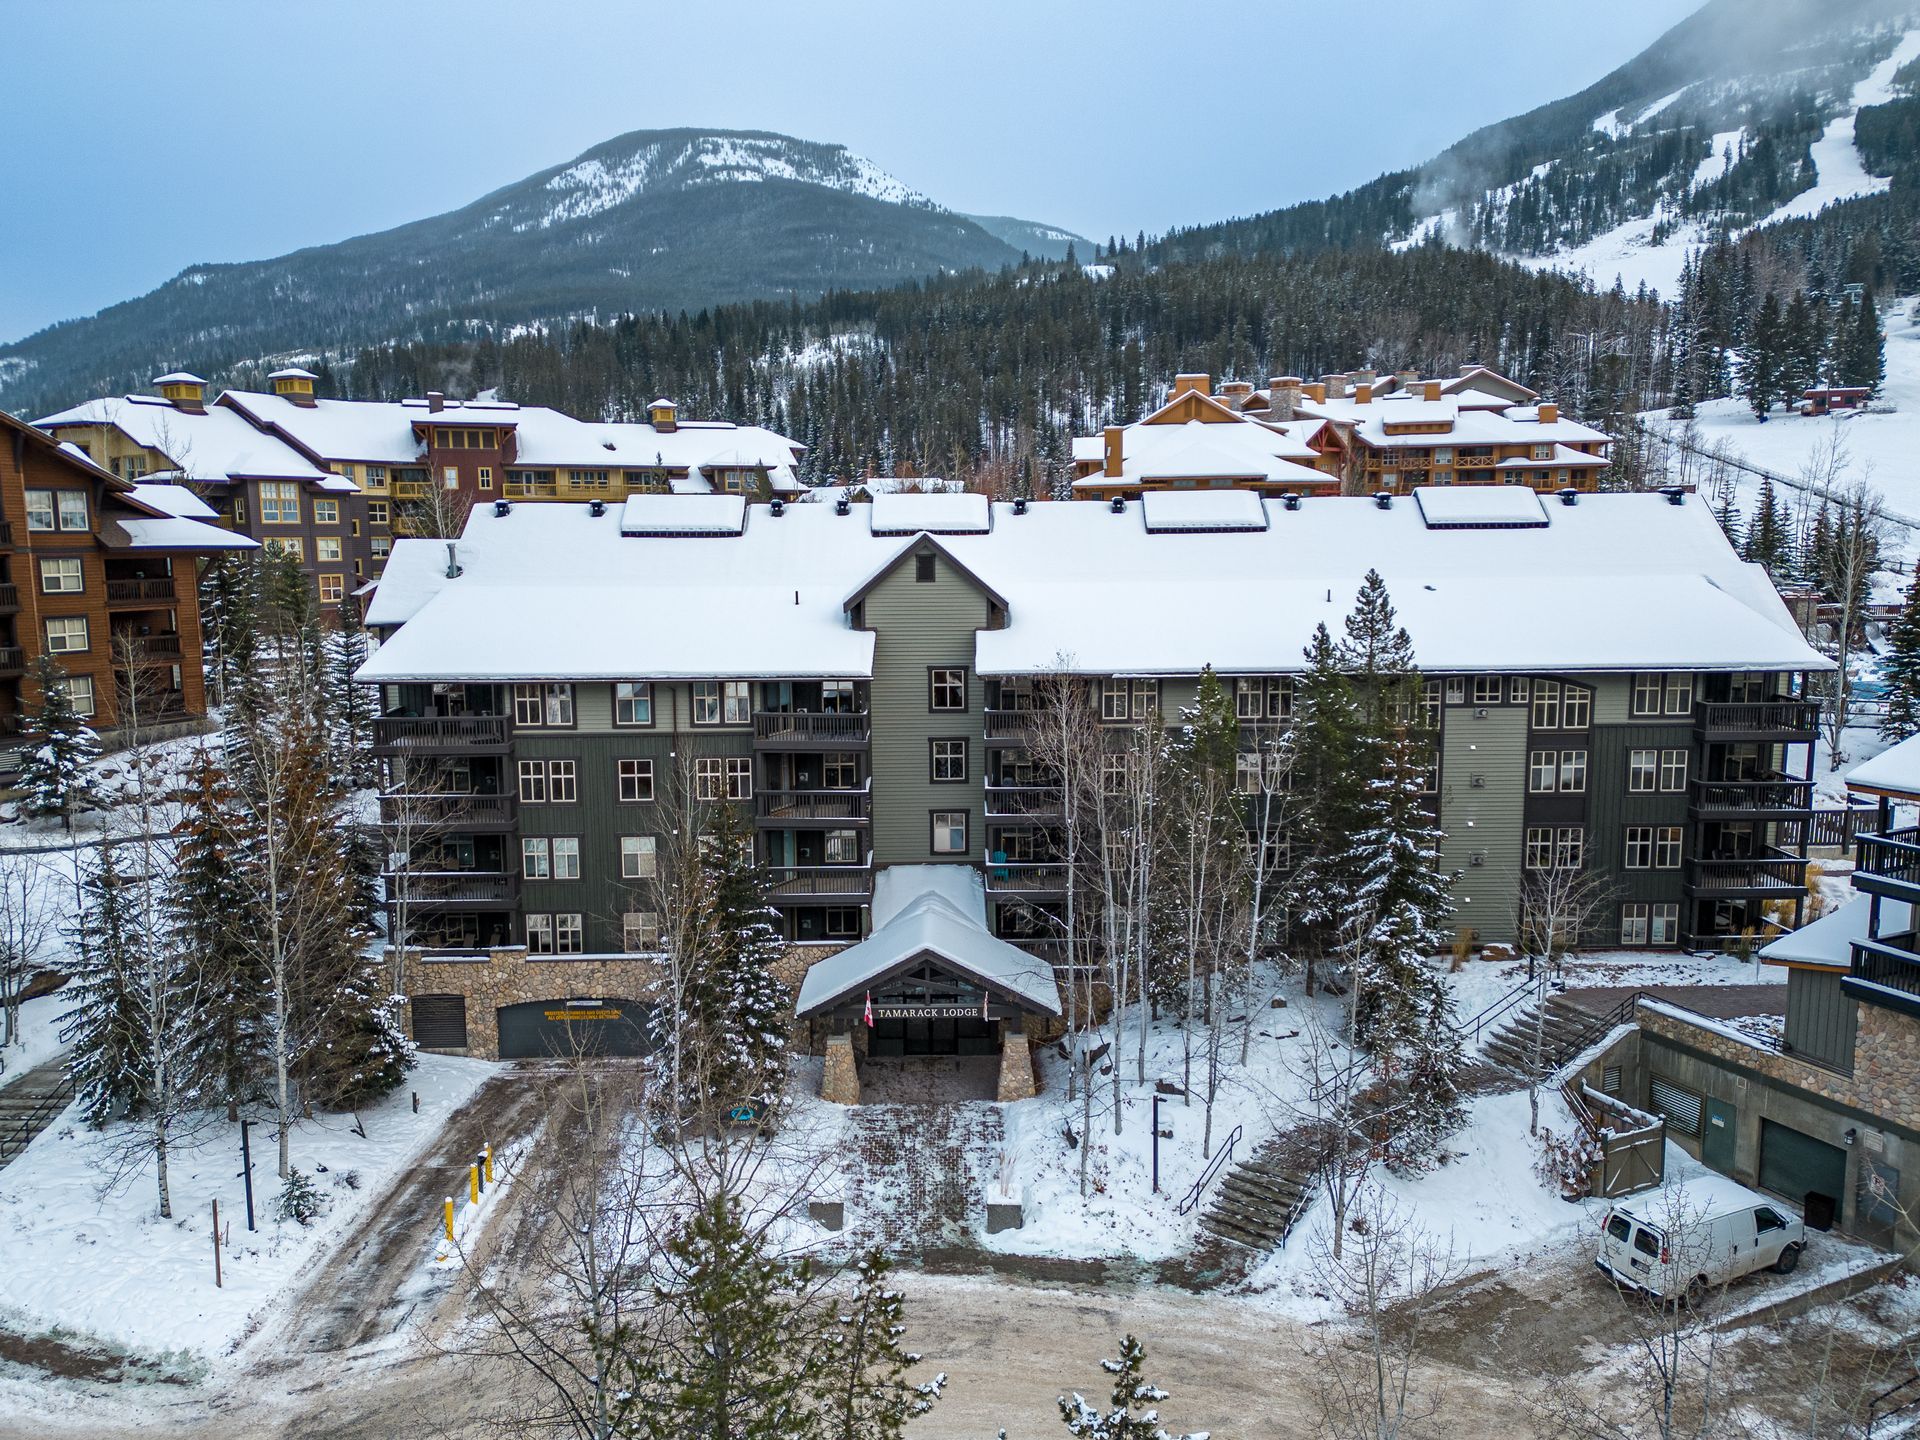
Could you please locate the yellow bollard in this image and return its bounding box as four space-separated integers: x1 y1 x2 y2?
469 1163 479 1206
484 1142 493 1186
444 1196 455 1241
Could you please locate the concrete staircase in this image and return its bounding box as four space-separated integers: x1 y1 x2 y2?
0 1053 73 1167
1480 994 1606 1078
1197 1150 1314 1250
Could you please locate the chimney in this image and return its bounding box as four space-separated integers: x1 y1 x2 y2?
1538 401 1559 424
1353 367 1378 388
153 372 207 414
1103 425 1124 479
426 391 445 414
1171 373 1211 398
1423 380 1443 402
1323 373 1350 399
1304 381 1328 405
1219 380 1253 406
1394 368 1419 391
649 397 679 433
269 367 319 408
1355 382 1374 405
1269 376 1301 422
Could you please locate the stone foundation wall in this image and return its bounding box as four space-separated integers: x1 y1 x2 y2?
403 948 664 1061
1638 1001 1920 1118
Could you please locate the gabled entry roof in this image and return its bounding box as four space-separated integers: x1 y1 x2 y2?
794 866 1062 1018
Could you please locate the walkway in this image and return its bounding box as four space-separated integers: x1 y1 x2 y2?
0 1052 73 1167
847 1095 1003 1252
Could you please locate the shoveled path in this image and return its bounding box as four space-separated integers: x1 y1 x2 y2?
0 1052 72 1168
1557 983 1786 1022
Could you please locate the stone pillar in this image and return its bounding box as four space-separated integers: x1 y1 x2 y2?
821 1032 860 1106
996 1023 1036 1102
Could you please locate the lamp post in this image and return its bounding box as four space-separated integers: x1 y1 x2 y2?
1151 1093 1163 1195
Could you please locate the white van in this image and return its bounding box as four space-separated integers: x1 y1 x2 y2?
1596 1174 1807 1307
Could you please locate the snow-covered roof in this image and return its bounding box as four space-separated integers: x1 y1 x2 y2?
126 482 219 520
267 367 317 381
1848 735 1920 801
152 372 205 386
1138 489 1269 533
618 493 746 536
794 866 1062 1017
1071 416 1328 490
358 491 1828 684
1296 390 1611 449
1757 897 1896 970
220 390 424 464
869 492 990 535
35 396 330 482
100 515 260 552
1412 485 1548 529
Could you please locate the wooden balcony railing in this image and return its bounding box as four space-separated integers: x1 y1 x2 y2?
1683 849 1806 895
382 870 518 905
373 715 511 752
1848 936 1920 1008
754 788 870 823
0 647 27 674
378 792 517 829
1694 699 1821 737
984 708 1039 740
984 784 1063 820
766 864 873 898
1856 827 1920 891
1688 776 1814 817
106 578 176 606
0 585 19 611
984 862 1070 895
752 711 870 745
122 632 183 659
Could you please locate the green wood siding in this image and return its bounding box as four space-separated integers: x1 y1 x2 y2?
863 548 990 863
1586 722 1693 936
1785 967 1857 1074
1437 704 1529 945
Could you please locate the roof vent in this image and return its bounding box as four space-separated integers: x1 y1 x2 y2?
1109 496 1126 514
834 497 851 517
1280 492 1301 512
493 499 511 518
1374 491 1393 510
1012 497 1029 515
588 499 606 517
444 541 463 579
1660 486 1687 507
1557 488 1579 507
769 497 785 517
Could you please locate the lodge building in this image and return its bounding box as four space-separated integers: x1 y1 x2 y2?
358 484 1825 1082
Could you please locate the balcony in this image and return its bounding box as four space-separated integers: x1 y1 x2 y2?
985 784 1063 821
1683 847 1806 898
118 632 183 660
985 862 1069 897
1687 776 1815 820
1694 699 1820 741
0 648 26 675
1854 827 1920 902
373 715 511 754
767 864 874 900
984 708 1039 741
754 787 870 826
1847 935 1920 1017
106 578 176 607
378 792 517 831
752 711 870 749
382 870 519 907
0 585 18 612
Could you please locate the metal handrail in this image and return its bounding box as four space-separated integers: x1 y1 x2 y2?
1461 973 1546 1044
1176 1123 1243 1217
0 1071 75 1164
1868 1372 1920 1436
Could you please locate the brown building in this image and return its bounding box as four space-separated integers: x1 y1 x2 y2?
0 407 256 757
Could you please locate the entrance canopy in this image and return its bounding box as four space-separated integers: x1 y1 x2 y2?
795 865 1062 1020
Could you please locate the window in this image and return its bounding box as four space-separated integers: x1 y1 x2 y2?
825 829 861 864
692 680 750 724
351 520 361 537
1420 679 1443 730
1445 677 1466 704
615 682 652 726
1529 749 1586 792
367 500 390 526
692 680 722 724
723 680 750 725
1101 753 1132 796
621 836 656 880
1526 827 1555 871
1654 827 1683 870
1529 751 1558 793
1532 680 1589 730
931 738 968 783
725 756 752 800
552 837 580 880
1561 685 1591 730
259 482 300 525
517 760 547 803
1473 676 1502 705
371 536 391 559
930 667 967 712
443 467 460 490
1620 904 1650 946
824 907 861 939
931 809 968 854
820 680 858 714
526 914 555 955
62 673 94 717
915 553 936 583
1659 750 1688 793
1532 680 1561 730
366 466 387 489
1559 750 1588 793
57 491 88 531
477 467 493 491
263 536 304 560
1624 826 1653 869
314 499 339 525
522 838 552 879
318 575 344 603
824 752 859 789
1651 904 1680 946
548 760 577 803
514 683 574 727
555 914 584 955
1509 677 1531 703
623 912 659 951
695 757 753 802
316 537 343 562
24 490 54 532
38 558 82 594
1236 752 1264 795
1236 677 1294 721
43 616 87 654
1527 826 1584 870
1101 677 1131 721
1628 749 1659 793
1632 674 1663 716
618 758 654 802
1665 675 1695 716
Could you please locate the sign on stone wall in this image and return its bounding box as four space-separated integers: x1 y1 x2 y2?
871 1003 986 1019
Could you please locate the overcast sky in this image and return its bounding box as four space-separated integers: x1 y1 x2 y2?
0 0 1699 343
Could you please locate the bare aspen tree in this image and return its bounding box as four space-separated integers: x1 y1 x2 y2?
0 857 52 1053
1514 866 1616 1136
1814 478 1887 769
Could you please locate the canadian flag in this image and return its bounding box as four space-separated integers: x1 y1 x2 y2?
863 991 874 1028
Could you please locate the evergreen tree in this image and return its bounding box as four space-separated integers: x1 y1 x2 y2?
1741 477 1791 581
1846 289 1887 394
16 654 101 828
60 843 150 1125
325 605 376 787
1058 1334 1198 1440
816 1251 945 1440
1286 624 1369 958
1881 571 1920 741
697 803 793 1117
199 552 259 709
1782 290 1823 399
1742 291 1783 419
1333 568 1418 731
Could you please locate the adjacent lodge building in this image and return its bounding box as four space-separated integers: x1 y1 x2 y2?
358 484 1825 1088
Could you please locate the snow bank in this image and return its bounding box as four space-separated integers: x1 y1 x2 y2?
0 991 68 1090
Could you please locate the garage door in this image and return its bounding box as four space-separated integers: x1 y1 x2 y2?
411 994 469 1050
1759 1119 1847 1226
497 998 652 1060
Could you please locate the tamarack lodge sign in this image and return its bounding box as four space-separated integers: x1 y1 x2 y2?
871 1003 986 1020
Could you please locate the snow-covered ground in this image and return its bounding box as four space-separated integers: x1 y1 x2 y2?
0 991 68 1089
0 1053 493 1363
1758 29 1920 227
